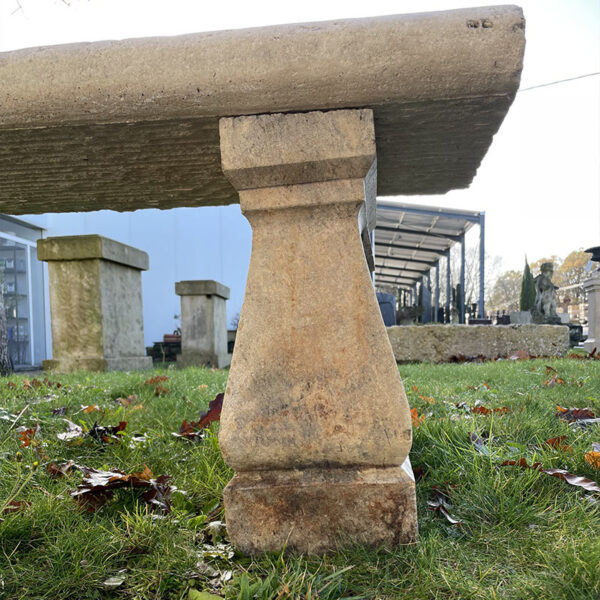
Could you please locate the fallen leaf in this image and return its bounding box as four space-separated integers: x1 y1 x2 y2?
154 385 169 396
145 375 169 385
46 461 75 477
427 484 461 525
174 393 225 439
117 395 139 407
501 458 600 493
80 405 101 414
418 394 435 404
545 376 565 387
17 424 38 447
509 350 531 360
545 435 572 452
51 406 68 416
410 407 425 428
413 466 425 482
56 420 85 442
585 445 600 470
545 365 558 374
2 500 31 514
469 432 491 455
471 406 510 416
103 572 127 588
88 421 127 443
71 464 175 512
556 406 596 422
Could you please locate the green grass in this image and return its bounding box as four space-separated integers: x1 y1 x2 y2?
0 358 599 600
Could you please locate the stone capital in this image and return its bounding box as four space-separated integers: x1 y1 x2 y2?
219 109 375 192
175 280 230 299
37 234 149 271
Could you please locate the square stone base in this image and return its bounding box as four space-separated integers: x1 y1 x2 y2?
43 356 153 373
224 464 418 555
176 351 231 369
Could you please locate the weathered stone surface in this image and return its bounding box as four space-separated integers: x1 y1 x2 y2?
38 235 152 373
219 109 416 553
175 280 231 369
175 280 230 299
37 235 149 270
387 324 570 363
509 311 532 324
0 6 524 214
224 465 417 555
583 271 600 354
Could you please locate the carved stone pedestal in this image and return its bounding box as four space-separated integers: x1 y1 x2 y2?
218 109 417 554
584 271 600 354
175 280 231 368
37 235 153 373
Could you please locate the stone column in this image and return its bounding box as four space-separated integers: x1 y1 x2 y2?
218 109 417 554
584 270 600 354
175 280 231 368
37 235 153 372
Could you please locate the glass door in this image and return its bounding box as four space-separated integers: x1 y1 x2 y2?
0 239 33 368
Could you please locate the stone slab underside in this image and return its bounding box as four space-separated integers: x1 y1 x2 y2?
0 5 524 215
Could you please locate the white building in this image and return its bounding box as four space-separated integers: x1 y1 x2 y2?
0 206 252 369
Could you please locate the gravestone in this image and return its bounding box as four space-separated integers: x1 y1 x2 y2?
376 292 397 327
175 280 231 368
37 235 152 372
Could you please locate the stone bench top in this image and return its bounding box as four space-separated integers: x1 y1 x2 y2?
0 5 524 215
37 234 149 270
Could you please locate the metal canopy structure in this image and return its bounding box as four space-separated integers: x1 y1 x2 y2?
374 200 486 323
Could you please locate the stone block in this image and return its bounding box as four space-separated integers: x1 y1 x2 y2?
584 271 600 353
509 310 532 324
37 234 152 373
175 280 231 368
387 324 570 363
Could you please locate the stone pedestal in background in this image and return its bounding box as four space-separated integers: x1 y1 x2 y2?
583 271 600 354
175 280 231 368
218 109 417 555
37 235 153 372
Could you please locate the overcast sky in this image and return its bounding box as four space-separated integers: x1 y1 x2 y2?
0 0 598 272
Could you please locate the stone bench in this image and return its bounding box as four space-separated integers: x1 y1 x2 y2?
1 6 525 554
37 235 153 373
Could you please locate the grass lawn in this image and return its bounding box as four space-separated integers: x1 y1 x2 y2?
1 357 599 600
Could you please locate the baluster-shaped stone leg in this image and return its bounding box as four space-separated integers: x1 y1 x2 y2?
218 109 417 554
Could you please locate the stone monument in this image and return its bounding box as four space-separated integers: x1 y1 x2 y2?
531 262 562 325
37 235 153 372
583 246 600 353
175 280 231 368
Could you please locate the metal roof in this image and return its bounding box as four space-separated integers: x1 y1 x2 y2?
374 200 482 289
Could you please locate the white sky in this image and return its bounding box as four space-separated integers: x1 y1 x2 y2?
0 0 598 272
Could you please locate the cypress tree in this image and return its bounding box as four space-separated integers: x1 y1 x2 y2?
519 258 536 311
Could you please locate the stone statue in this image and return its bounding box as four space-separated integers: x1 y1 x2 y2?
531 262 562 324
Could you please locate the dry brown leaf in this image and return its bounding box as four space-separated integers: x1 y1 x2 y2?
545 435 572 453
410 407 425 428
